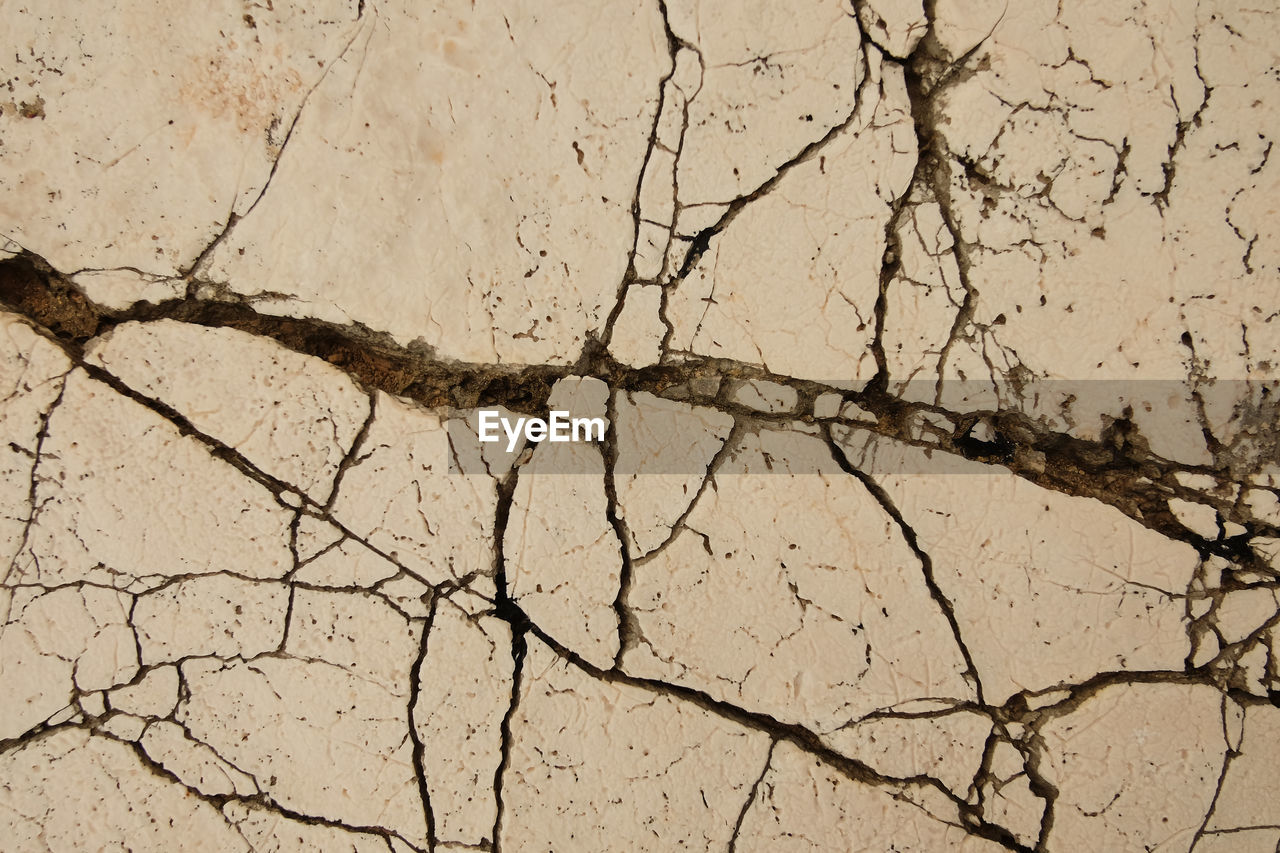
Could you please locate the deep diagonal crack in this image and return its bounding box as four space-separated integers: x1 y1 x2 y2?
524 621 1033 852
824 424 987 705
6 252 1276 573
0 339 463 602
3 721 428 851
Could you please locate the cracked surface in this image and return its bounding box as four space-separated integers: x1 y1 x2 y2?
2 0 1279 850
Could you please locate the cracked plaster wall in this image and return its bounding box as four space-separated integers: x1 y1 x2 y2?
1 0 1279 851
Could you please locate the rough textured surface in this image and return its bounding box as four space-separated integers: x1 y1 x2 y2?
2 0 1279 850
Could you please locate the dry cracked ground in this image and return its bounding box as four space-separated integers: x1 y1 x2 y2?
1 0 1279 851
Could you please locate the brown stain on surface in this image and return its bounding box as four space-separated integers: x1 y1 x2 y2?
178 46 303 135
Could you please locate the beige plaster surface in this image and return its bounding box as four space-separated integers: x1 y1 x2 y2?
2 1 1279 851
